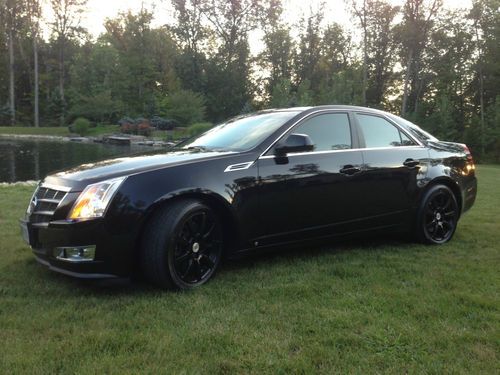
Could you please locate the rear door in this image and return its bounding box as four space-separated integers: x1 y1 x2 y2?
353 112 429 227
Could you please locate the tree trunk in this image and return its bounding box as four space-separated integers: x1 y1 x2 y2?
478 62 485 156
59 38 65 127
8 27 15 126
34 33 40 128
362 38 368 106
474 21 486 156
401 48 413 117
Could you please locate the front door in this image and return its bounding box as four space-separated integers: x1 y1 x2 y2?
254 111 365 246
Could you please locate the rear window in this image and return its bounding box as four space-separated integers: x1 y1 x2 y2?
356 114 415 148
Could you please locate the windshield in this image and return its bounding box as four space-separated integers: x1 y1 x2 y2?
178 111 300 152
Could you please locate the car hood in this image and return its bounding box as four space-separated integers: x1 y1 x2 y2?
42 149 236 190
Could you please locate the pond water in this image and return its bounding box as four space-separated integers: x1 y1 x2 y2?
0 138 154 182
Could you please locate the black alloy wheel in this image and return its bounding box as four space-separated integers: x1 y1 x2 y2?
172 209 222 285
417 185 459 244
141 199 223 289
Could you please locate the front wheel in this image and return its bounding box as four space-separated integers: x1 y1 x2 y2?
141 199 223 290
416 184 459 244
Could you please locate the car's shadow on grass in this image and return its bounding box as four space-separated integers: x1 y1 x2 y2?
223 233 416 271
14 233 418 296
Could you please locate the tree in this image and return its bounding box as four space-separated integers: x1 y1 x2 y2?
258 0 293 103
160 89 206 125
50 0 87 126
350 0 369 105
1 0 25 125
103 9 175 117
172 0 209 93
200 0 265 63
469 0 500 156
350 0 400 107
269 78 293 108
398 0 442 116
26 0 42 127
425 9 474 138
198 0 265 120
294 7 324 91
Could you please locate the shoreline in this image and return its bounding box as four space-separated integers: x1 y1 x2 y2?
0 133 174 147
0 180 39 187
0 133 69 141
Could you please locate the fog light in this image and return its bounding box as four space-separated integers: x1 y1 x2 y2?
54 246 96 262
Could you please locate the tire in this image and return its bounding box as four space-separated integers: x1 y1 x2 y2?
140 199 223 290
416 184 459 244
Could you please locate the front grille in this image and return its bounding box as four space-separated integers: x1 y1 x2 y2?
29 186 68 225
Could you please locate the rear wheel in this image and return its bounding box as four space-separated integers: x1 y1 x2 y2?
416 184 459 244
141 199 223 289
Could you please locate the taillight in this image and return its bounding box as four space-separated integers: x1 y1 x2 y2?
461 143 475 175
461 143 474 162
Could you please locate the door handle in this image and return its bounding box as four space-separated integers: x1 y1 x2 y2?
403 158 420 168
340 165 361 175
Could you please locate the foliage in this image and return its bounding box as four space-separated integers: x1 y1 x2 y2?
160 90 206 126
69 90 122 124
0 0 498 159
187 122 213 137
0 165 499 372
71 117 90 136
150 116 179 130
119 117 152 137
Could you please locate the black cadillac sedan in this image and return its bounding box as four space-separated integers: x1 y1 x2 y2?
20 105 477 289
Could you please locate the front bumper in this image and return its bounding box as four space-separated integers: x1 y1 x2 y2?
20 218 120 279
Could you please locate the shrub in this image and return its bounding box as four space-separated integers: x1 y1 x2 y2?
119 117 136 134
187 122 213 137
72 117 91 136
160 90 206 126
69 90 122 124
150 116 179 130
136 119 152 137
118 117 152 136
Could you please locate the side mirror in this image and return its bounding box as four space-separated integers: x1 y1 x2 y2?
275 133 315 157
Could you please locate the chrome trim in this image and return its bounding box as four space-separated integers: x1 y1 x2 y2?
37 198 61 204
27 183 69 220
32 210 56 216
259 145 426 159
40 183 72 192
258 108 424 160
359 145 425 151
54 245 96 262
224 161 254 172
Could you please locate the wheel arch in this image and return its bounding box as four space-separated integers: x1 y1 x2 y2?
133 190 240 270
422 177 463 216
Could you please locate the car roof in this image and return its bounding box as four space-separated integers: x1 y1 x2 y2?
266 105 392 116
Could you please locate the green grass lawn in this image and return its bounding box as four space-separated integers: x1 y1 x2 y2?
0 166 498 373
0 125 120 138
0 126 71 136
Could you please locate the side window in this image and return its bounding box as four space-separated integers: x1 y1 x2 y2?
357 114 415 148
289 113 352 152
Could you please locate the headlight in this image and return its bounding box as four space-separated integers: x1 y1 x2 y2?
68 177 126 220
